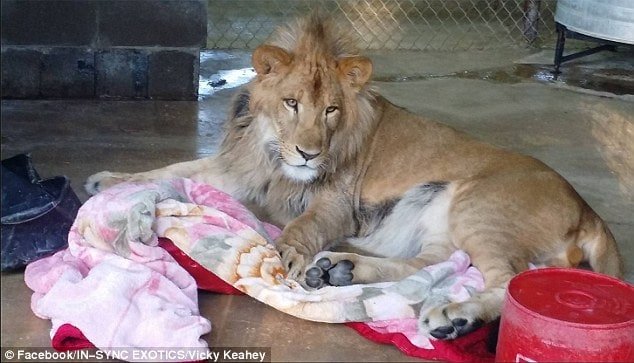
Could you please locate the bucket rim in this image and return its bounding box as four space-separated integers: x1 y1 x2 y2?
505 268 634 329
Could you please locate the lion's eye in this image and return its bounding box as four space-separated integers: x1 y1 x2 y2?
325 106 338 114
284 98 298 110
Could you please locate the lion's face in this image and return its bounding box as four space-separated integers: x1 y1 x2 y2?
249 45 372 182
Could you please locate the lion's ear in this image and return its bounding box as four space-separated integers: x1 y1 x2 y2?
337 56 373 90
252 45 292 75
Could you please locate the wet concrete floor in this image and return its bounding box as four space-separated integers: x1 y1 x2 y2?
1 47 633 361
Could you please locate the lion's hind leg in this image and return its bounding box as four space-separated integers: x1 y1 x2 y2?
419 252 515 339
304 252 418 288
302 181 458 288
303 247 452 289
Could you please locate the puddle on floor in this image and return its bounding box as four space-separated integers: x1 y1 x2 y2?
375 63 634 96
198 50 255 99
460 64 633 96
197 49 634 98
556 65 634 96
198 67 256 98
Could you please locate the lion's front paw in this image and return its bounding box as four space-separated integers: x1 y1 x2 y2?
276 240 310 281
84 171 133 195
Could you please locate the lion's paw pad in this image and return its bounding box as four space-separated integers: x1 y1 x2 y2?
428 317 483 340
305 257 354 289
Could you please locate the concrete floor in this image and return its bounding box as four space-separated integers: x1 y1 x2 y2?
1 47 633 361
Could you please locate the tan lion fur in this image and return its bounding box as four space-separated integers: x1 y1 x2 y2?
86 14 624 339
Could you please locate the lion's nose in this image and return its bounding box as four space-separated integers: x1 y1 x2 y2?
296 146 320 161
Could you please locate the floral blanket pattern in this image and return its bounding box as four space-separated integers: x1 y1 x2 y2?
27 178 485 352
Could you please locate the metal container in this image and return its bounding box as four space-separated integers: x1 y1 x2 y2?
556 0 634 44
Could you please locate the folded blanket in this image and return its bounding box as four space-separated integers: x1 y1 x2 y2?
26 178 494 362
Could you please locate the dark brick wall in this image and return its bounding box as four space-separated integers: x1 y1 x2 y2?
40 48 96 98
148 50 199 100
98 1 207 47
1 1 98 46
1 0 206 100
1 49 41 98
96 49 149 99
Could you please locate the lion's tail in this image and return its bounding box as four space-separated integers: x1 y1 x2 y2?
577 206 624 278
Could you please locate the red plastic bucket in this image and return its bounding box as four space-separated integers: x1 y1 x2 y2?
496 268 634 362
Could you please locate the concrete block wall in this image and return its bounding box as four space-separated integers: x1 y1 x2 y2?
1 0 206 100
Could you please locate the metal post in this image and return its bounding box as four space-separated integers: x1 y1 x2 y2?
523 0 542 44
553 23 566 77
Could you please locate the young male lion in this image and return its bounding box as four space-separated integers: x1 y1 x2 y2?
85 15 623 339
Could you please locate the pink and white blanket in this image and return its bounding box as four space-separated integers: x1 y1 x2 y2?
25 178 493 361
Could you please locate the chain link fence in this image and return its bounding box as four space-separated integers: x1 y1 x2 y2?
207 0 557 51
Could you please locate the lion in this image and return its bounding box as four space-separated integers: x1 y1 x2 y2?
85 14 623 340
